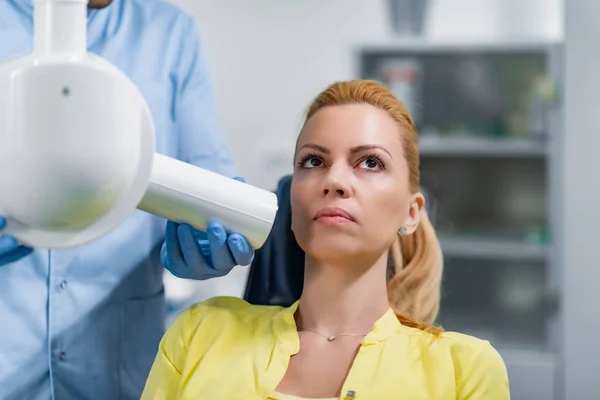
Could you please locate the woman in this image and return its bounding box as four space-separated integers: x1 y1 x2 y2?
141 80 510 399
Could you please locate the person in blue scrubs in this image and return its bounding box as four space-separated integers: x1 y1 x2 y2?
0 1 253 399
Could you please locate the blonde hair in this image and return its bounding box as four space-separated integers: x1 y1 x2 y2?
304 79 444 334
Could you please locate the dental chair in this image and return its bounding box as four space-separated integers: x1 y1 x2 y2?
244 175 304 307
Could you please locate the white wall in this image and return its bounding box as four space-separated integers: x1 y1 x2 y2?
164 0 563 300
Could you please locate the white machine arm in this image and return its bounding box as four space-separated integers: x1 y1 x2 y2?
139 155 277 250
34 0 87 55
0 0 278 249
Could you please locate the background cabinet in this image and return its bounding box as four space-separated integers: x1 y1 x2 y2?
357 40 563 400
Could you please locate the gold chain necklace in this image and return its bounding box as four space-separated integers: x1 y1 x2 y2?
296 325 368 342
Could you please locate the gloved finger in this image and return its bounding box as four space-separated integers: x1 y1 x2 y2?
0 217 6 230
0 235 19 255
233 176 246 183
163 221 185 269
227 233 254 266
206 222 236 273
0 245 33 267
178 223 213 272
160 241 175 275
194 226 208 241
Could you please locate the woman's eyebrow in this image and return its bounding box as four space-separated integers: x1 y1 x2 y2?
349 145 392 159
298 143 329 153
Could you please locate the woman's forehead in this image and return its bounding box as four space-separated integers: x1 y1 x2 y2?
298 104 403 151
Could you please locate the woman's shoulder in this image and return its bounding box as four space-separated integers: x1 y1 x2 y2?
399 326 509 395
189 296 286 313
438 331 505 368
403 325 505 366
180 296 288 330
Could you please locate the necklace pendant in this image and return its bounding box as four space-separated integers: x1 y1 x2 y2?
327 335 336 341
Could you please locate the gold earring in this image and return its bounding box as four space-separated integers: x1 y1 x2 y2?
398 226 407 237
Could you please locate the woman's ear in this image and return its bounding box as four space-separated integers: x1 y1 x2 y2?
403 192 425 235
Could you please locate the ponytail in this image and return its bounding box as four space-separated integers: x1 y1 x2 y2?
387 209 444 335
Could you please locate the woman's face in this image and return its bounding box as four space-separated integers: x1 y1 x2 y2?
291 104 423 264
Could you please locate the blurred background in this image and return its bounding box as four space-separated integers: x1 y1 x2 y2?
161 1 600 399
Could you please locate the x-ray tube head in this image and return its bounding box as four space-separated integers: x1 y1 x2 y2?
0 0 278 249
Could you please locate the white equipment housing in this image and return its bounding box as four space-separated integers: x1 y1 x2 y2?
0 0 278 249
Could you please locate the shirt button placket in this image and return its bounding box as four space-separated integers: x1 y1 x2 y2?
56 277 68 364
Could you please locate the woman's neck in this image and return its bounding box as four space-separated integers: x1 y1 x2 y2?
295 253 391 335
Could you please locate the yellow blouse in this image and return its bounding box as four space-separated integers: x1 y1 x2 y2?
141 296 510 400
268 392 336 400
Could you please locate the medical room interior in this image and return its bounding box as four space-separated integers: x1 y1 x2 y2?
1 0 598 399
159 0 596 399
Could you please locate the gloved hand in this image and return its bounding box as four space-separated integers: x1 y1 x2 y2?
0 217 33 267
161 177 255 280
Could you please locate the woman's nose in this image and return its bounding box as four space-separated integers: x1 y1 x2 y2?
323 186 346 197
321 166 352 198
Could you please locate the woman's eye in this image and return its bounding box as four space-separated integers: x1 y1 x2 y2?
304 157 323 168
360 158 380 170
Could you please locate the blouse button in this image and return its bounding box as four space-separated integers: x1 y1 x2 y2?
345 390 356 399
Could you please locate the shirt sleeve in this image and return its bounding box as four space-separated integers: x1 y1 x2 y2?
173 15 237 177
455 341 511 399
140 308 191 400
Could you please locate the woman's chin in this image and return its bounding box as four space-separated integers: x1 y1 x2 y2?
305 236 360 262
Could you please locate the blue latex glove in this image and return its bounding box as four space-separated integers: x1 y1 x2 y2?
0 217 33 267
161 177 255 280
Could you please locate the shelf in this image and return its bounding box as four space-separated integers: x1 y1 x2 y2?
357 38 561 55
419 136 547 158
438 236 548 262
